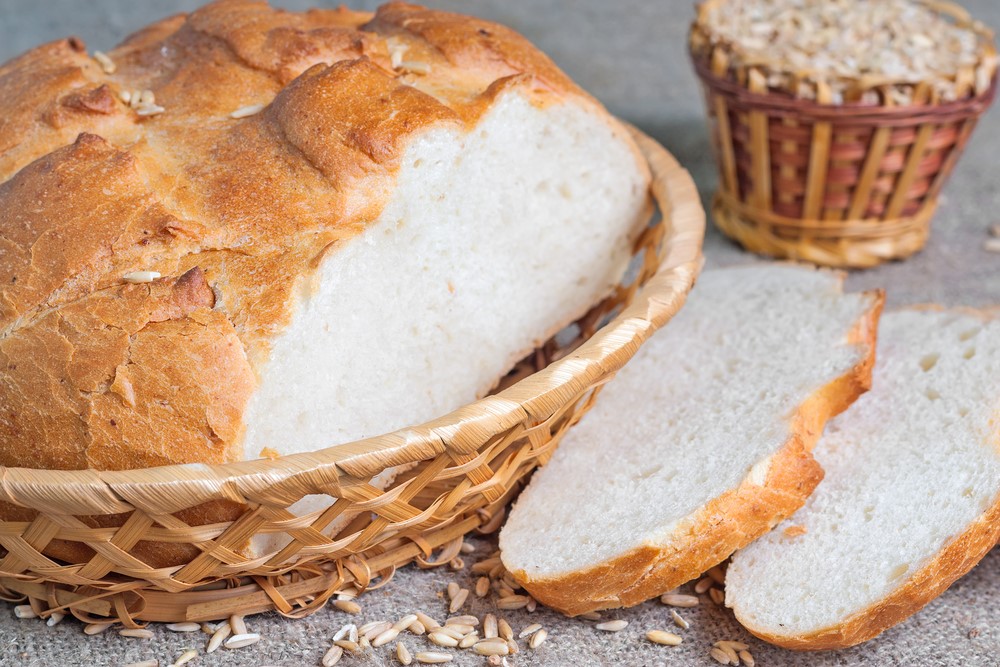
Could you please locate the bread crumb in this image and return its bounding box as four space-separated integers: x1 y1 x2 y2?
783 525 808 538
259 447 281 460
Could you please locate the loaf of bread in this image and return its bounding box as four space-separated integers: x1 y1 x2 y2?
499 265 883 615
0 0 651 561
727 308 1000 650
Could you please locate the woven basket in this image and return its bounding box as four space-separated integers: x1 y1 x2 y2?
691 0 998 268
0 127 704 625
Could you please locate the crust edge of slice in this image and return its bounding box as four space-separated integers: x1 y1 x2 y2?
506 287 885 617
732 500 1000 650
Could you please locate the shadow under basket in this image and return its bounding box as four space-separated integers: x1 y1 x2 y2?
0 127 704 625
694 60 997 268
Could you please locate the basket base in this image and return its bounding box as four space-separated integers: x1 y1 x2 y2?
713 194 933 269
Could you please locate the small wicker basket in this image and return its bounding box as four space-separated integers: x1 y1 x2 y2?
691 0 998 268
0 128 704 625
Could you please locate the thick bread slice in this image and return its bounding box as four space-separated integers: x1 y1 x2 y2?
726 308 1000 650
499 265 883 616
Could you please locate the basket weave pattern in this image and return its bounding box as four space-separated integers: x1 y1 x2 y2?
0 128 704 625
692 0 998 268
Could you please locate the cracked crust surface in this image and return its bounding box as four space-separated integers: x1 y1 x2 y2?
0 0 595 475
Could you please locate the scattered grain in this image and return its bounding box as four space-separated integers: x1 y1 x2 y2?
580 611 602 621
710 646 734 665
394 614 418 632
120 628 155 639
93 51 116 74
84 623 115 635
374 627 401 647
230 615 247 636
518 623 541 639
409 621 426 635
475 578 490 598
446 582 460 600
207 622 231 653
459 633 479 648
661 594 699 608
695 577 714 594
14 605 37 619
647 630 683 646
362 621 393 641
496 595 528 610
670 609 690 630
707 566 727 585
471 558 501 575
322 645 344 667
445 615 478 627
334 600 362 615
739 649 756 667
983 238 1000 253
332 624 356 643
396 642 412 665
172 649 198 666
460 541 476 554
528 629 548 649
428 632 460 648
482 613 498 639
167 622 201 633
224 633 261 649
442 624 474 635
414 651 453 664
506 638 519 655
448 588 469 613
449 558 464 571
709 588 726 605
595 620 628 632
473 639 509 656
46 613 66 627
416 612 441 631
498 619 513 641
434 626 465 640
334 640 360 653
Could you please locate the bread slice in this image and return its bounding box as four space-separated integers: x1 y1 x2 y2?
499 265 883 616
726 308 1000 650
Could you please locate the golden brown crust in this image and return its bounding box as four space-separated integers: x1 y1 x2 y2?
0 1 631 568
510 290 885 617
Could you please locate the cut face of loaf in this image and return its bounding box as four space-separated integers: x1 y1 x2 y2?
726 309 1000 650
0 1 651 565
498 265 883 616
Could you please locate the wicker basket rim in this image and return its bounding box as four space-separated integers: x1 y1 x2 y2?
691 56 999 123
692 0 998 95
0 125 705 517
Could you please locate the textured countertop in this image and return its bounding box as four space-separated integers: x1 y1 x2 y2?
0 1 997 666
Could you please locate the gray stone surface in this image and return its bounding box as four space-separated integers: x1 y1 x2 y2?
0 1 997 666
